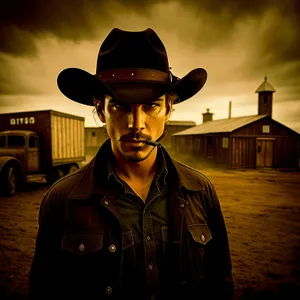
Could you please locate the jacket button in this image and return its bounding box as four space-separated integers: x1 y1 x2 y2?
79 243 85 252
201 234 206 242
180 203 185 208
105 286 112 294
109 244 116 252
104 200 109 205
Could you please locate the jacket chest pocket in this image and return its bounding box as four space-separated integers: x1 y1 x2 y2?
61 232 105 273
60 232 105 289
187 224 212 279
61 231 104 255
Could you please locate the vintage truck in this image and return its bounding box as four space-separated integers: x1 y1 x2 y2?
0 110 85 196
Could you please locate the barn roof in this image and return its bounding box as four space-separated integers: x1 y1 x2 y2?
166 120 196 126
255 76 276 93
172 115 269 136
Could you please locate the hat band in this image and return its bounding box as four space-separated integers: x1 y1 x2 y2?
96 68 171 83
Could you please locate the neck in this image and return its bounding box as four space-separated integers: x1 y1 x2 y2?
111 144 158 182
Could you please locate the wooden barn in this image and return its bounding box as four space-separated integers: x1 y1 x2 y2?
160 120 196 152
85 126 108 160
172 77 300 169
84 120 196 157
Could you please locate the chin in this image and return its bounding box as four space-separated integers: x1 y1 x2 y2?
122 147 154 162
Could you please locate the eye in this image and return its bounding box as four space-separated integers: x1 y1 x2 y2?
113 102 128 110
144 103 159 109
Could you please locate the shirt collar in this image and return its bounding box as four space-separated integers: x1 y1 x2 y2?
67 139 204 201
107 144 168 191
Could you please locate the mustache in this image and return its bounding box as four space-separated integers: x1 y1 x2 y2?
120 132 152 141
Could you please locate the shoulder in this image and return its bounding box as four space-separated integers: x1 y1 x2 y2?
171 159 223 215
43 164 89 203
171 158 216 193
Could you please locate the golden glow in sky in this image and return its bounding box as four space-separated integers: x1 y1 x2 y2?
0 0 299 132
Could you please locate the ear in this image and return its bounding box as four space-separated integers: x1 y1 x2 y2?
93 99 106 123
165 99 173 123
165 112 171 123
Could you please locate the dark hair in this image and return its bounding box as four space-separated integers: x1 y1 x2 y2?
93 92 174 118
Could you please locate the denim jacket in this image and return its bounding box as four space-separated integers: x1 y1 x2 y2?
29 140 234 300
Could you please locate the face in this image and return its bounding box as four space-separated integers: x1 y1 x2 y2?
95 95 172 162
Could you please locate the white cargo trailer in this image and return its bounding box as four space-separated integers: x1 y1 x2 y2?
0 110 85 196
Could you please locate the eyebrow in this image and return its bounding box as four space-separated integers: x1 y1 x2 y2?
109 98 164 104
109 98 125 104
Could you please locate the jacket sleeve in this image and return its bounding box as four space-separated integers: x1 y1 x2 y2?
205 182 235 300
28 191 64 300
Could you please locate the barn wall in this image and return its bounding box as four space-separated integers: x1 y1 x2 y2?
274 137 300 168
161 125 195 151
171 135 230 167
172 117 300 169
233 117 298 137
231 137 256 168
214 135 230 166
232 117 300 169
171 135 205 157
85 127 108 158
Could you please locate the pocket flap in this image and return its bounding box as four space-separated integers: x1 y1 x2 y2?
161 226 169 242
61 232 103 255
188 224 212 245
123 230 134 250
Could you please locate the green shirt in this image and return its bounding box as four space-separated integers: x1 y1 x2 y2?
107 145 169 298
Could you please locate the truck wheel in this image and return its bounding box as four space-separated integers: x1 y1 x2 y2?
67 164 78 175
3 166 16 196
45 167 64 186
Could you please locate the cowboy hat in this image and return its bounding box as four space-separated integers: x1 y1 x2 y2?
57 28 207 105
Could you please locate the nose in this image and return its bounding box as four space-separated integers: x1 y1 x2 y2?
127 106 145 132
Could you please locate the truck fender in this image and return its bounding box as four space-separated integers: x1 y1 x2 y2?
0 156 24 180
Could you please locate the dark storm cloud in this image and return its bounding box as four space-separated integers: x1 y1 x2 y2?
0 0 299 97
1 0 112 56
182 0 300 81
1 0 299 56
0 0 162 56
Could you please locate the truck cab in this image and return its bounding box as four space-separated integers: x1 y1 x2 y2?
0 130 40 173
0 130 41 196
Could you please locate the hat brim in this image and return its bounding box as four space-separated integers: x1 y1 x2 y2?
57 68 112 106
170 68 207 104
57 67 207 106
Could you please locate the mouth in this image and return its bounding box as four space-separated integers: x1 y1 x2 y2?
123 139 146 144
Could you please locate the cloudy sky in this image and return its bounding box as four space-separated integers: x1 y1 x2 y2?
1 0 299 132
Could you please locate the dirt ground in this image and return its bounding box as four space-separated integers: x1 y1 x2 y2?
0 155 300 299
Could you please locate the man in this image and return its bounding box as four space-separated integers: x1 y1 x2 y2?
29 28 234 300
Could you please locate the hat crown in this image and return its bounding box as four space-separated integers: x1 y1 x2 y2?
96 28 170 73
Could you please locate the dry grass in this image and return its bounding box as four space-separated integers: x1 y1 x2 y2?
0 155 300 299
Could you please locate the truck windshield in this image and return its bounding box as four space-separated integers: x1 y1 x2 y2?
7 135 26 147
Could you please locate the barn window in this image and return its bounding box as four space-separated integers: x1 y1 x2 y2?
264 95 268 104
262 125 270 133
92 131 96 137
222 137 229 148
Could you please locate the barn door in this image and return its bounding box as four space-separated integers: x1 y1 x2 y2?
256 139 274 167
206 136 213 158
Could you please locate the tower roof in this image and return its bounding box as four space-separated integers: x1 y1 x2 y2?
202 108 214 115
255 76 276 93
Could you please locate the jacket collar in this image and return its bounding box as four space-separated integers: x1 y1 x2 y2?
68 139 204 200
